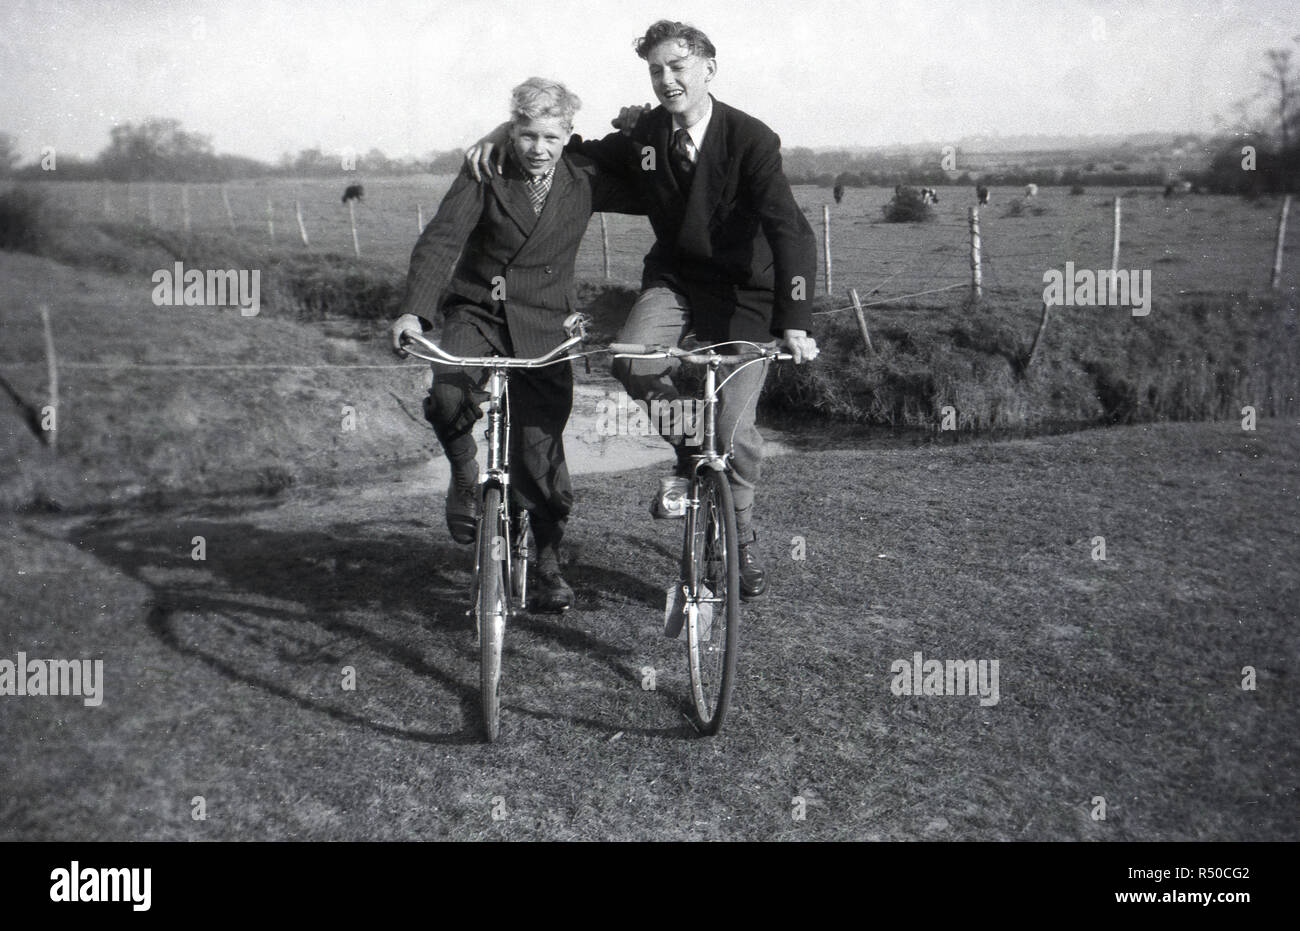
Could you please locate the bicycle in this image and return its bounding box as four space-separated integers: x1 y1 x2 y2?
400 314 594 742
610 340 792 735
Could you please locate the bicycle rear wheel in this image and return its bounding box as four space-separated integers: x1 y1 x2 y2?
510 502 530 608
476 485 508 741
684 468 740 734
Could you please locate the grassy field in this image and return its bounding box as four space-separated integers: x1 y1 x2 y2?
29 177 1295 302
2 414 1295 840
1 178 1296 841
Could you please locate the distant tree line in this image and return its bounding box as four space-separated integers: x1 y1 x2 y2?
783 148 1171 190
0 118 466 182
784 140 1292 193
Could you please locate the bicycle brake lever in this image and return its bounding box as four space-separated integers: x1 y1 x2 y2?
563 312 591 341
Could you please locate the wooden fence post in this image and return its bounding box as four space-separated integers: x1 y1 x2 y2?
849 287 873 354
1025 302 1051 372
823 204 832 295
39 304 58 450
1111 196 1122 273
266 197 275 243
181 185 191 234
1271 194 1291 290
221 186 237 233
295 200 310 247
968 206 982 302
600 212 611 279
417 203 424 233
348 200 360 258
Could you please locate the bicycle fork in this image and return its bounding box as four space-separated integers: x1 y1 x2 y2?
673 360 727 639
471 370 515 630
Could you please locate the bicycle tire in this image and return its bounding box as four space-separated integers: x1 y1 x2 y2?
684 468 740 734
477 485 508 742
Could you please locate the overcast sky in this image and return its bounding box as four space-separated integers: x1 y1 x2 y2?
1 0 1295 164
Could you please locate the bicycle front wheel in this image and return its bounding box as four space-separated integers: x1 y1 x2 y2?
684 468 741 734
476 485 508 741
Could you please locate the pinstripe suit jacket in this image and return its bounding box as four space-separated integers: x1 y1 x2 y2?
570 96 818 343
399 152 645 358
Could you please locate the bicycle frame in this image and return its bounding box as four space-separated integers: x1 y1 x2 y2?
679 353 769 622
400 327 591 622
611 340 790 477
401 321 595 740
610 339 792 733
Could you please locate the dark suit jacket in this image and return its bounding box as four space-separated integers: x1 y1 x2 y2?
571 96 818 342
399 151 644 358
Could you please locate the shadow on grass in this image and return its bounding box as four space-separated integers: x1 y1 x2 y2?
64 510 695 743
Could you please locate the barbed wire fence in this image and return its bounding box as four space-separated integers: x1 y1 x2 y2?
31 178 1294 301
4 180 1293 451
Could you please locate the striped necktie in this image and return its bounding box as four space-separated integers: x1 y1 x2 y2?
670 128 696 192
526 169 553 215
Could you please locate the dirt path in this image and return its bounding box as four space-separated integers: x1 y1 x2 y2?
401 382 796 493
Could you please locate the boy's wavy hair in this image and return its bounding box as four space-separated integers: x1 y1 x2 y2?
510 77 582 130
634 20 716 60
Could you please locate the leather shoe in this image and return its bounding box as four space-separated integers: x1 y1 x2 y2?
445 464 480 545
738 538 767 601
534 546 573 612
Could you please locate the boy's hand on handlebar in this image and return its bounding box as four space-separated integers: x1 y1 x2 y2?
390 314 424 357
779 330 819 364
465 122 511 182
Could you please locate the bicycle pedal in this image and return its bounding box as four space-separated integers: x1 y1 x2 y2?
652 477 690 520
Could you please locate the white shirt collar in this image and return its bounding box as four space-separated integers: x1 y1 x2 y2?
672 95 714 152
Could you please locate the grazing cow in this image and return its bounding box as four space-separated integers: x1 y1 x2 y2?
1025 183 1038 197
1163 180 1193 198
976 185 990 205
833 182 845 204
919 187 939 205
342 184 365 204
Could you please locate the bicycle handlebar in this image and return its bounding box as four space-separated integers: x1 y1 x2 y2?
610 341 794 364
400 330 587 369
399 332 794 370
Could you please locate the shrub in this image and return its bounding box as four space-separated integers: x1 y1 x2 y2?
1070 184 1086 195
0 186 57 253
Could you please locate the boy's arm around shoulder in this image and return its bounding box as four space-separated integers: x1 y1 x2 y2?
569 152 648 217
566 107 653 180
